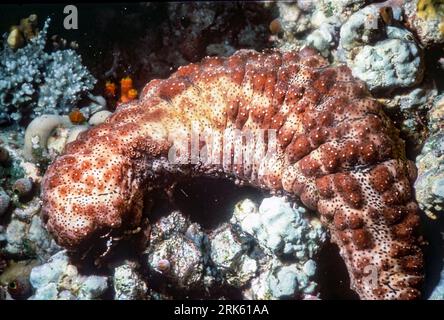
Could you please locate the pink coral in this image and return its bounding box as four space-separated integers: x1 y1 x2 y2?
41 48 423 300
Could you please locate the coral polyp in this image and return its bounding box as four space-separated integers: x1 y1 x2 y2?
41 48 423 300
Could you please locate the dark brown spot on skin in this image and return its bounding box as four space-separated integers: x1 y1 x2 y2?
334 210 347 230
401 255 423 272
367 207 380 221
312 69 336 94
302 112 317 130
337 230 350 244
321 146 339 173
360 142 378 163
299 157 321 177
315 175 334 198
286 87 305 108
346 192 363 208
333 173 363 208
352 229 373 250
381 259 391 271
47 175 63 189
176 63 200 78
266 173 283 190
382 188 404 206
287 135 311 162
318 112 334 127
372 287 388 298
71 170 82 183
269 18 282 34
390 243 413 258
158 78 189 100
278 127 295 148
227 101 239 121
399 289 421 300
270 113 285 131
317 202 333 221
354 258 371 278
300 187 318 210
383 207 405 225
392 212 420 240
370 165 394 193
309 128 328 147
303 89 320 105
348 214 364 229
341 141 358 164
405 275 423 287
141 108 167 123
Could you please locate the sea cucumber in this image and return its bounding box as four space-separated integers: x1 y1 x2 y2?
41 48 423 300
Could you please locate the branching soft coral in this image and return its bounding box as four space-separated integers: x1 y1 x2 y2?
0 18 96 124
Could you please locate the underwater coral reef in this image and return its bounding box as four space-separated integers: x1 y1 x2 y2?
1 1 444 301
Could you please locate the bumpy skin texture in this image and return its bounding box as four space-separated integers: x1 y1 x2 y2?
41 49 423 300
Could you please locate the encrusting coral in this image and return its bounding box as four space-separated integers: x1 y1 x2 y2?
41 48 423 300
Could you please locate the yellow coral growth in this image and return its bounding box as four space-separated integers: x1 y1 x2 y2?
417 0 444 20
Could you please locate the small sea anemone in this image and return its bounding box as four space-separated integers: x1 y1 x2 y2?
12 178 33 198
69 108 87 124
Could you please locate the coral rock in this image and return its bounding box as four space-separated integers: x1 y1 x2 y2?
29 251 108 300
41 49 423 300
339 4 424 91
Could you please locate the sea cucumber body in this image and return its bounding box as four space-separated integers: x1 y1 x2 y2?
41 48 423 299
